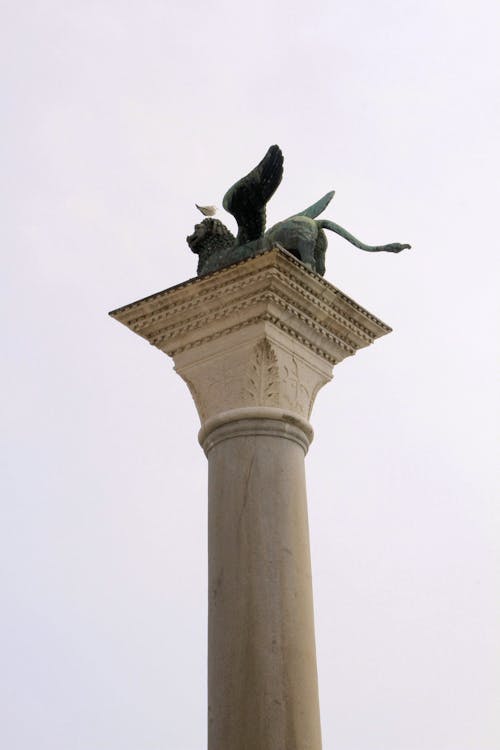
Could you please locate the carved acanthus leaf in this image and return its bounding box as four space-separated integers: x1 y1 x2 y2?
245 340 279 406
282 358 311 416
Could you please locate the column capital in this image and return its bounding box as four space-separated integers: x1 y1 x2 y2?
110 247 391 428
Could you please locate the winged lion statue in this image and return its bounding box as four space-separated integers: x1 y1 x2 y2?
187 145 410 277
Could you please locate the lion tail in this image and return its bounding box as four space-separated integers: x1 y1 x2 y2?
319 220 410 253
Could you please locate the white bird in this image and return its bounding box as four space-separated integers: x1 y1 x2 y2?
196 204 217 217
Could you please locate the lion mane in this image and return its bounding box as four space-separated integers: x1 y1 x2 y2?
187 219 236 276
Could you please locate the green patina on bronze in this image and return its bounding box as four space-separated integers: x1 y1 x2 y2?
187 145 410 277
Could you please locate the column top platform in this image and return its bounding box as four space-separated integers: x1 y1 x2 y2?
109 246 391 368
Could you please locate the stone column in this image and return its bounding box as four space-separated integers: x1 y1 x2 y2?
202 408 320 750
110 247 392 750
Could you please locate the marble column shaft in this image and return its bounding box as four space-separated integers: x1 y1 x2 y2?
202 413 320 749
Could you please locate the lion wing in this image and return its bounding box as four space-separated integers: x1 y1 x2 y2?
222 145 284 245
292 190 335 220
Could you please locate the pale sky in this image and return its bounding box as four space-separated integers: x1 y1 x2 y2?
2 1 499 749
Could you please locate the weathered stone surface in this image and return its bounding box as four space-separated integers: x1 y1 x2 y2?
109 247 393 750
110 246 391 427
205 417 321 750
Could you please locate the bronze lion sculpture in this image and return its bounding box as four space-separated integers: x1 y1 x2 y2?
187 146 410 277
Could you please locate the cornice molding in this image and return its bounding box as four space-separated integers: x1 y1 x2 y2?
110 248 390 358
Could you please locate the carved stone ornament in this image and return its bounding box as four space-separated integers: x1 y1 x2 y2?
109 247 391 426
245 340 280 407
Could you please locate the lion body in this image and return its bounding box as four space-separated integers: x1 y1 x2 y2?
187 216 327 277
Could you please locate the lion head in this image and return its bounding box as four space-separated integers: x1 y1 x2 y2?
186 218 235 276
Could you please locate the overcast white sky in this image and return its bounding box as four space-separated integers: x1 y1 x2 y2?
2 1 499 748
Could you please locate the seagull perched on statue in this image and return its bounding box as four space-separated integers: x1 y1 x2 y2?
196 204 217 217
